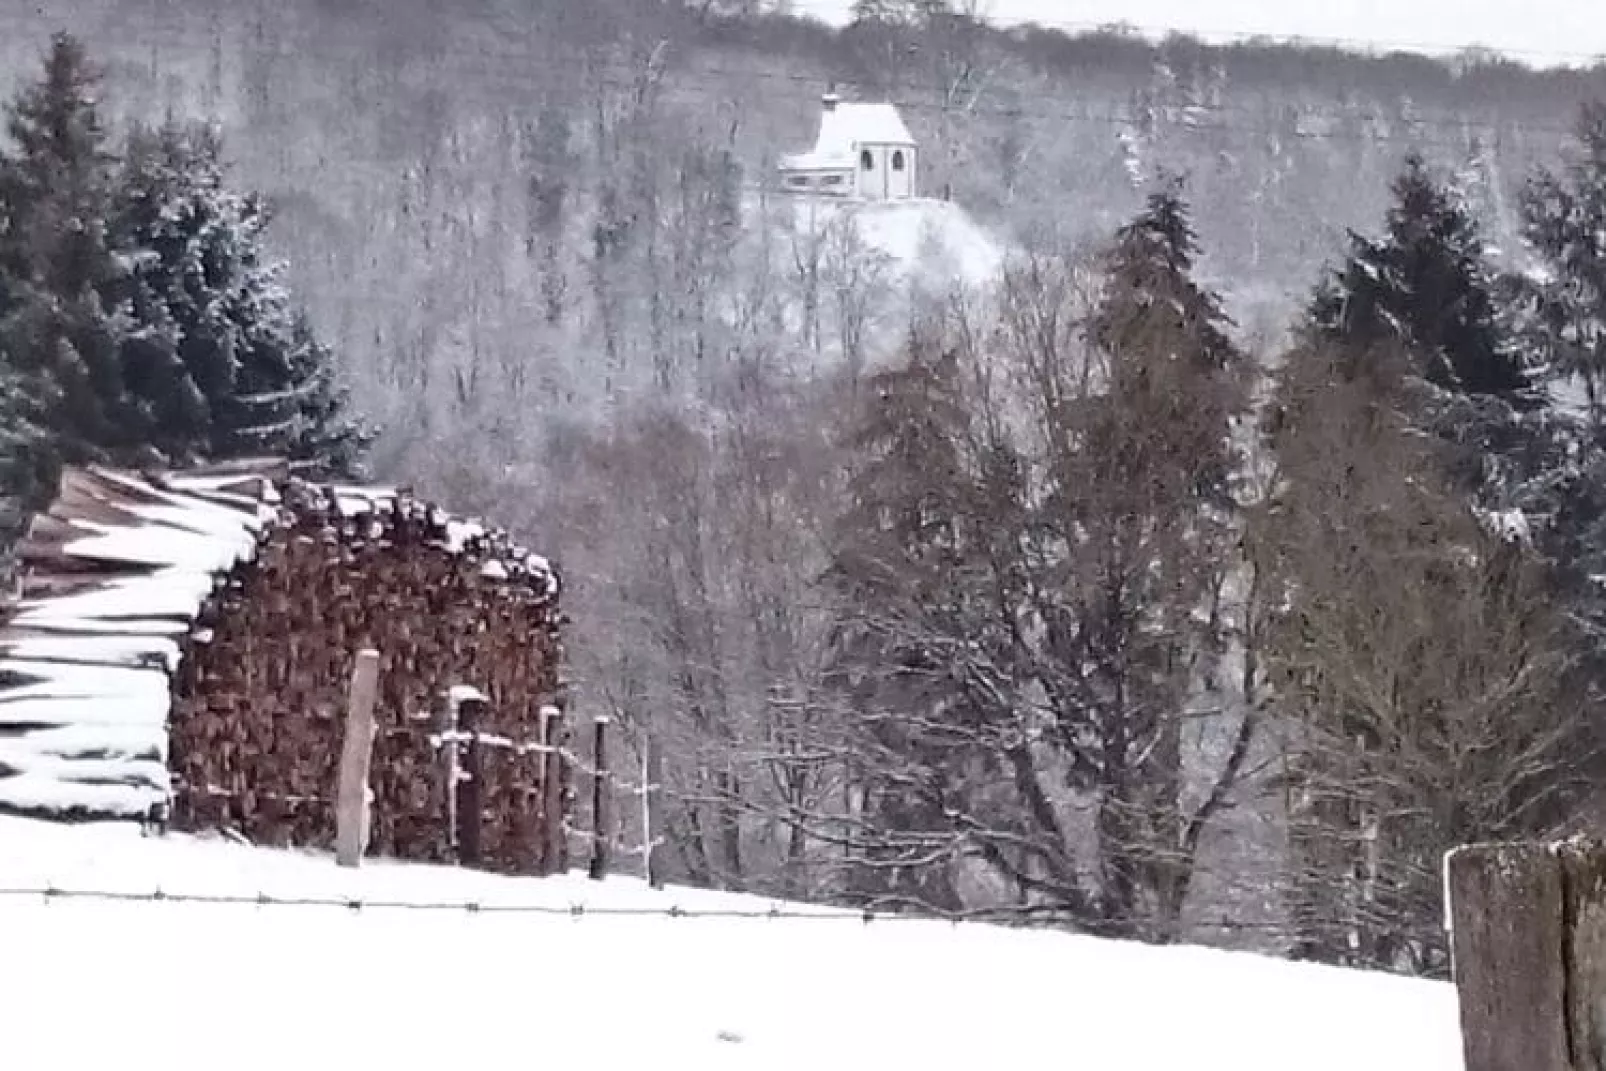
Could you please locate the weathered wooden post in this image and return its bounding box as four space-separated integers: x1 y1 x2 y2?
589 714 611 881
643 735 663 890
335 649 381 868
535 703 558 875
458 695 488 867
1446 838 1606 1071
556 717 575 874
541 704 565 875
434 690 460 854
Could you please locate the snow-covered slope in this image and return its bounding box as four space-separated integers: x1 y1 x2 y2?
785 195 1007 291
0 815 1462 1070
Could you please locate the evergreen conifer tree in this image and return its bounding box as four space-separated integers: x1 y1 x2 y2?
0 33 144 510
113 122 239 462
1087 179 1246 510
824 336 984 913
278 312 372 478
1310 153 1530 401
115 121 371 476
0 36 371 542
0 360 47 547
1518 103 1606 426
1507 102 1606 699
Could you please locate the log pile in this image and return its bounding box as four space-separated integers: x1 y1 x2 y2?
0 463 274 819
0 462 569 877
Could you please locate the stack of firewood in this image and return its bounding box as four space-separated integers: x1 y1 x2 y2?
169 478 568 875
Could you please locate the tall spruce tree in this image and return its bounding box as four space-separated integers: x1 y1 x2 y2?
823 187 1252 936
113 123 218 463
1060 183 1249 932
1509 101 1606 719
0 36 370 540
0 33 144 511
824 337 986 913
1311 153 1530 402
115 121 371 476
1519 103 1606 426
1257 152 1602 976
1086 179 1244 505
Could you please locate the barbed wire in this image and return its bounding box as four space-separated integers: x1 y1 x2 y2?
0 884 852 919
0 882 1337 932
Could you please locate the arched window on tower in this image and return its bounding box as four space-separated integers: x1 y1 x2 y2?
860 149 874 171
892 150 906 172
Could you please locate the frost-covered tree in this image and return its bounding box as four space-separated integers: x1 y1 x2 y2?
0 36 368 523
114 122 233 463
1260 149 1601 970
1311 153 1530 402
1501 102 1606 735
824 337 986 914
823 188 1252 936
274 312 372 478
1519 103 1606 429
0 360 47 554
116 121 371 475
1257 331 1593 977
0 33 144 509
1047 184 1252 933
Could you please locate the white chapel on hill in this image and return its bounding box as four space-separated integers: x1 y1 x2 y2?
778 92 918 201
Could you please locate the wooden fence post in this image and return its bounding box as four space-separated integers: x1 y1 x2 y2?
557 720 574 874
643 735 663 890
457 695 488 867
1445 839 1606 1071
589 714 610 881
335 649 381 868
536 704 558 876
435 691 460 855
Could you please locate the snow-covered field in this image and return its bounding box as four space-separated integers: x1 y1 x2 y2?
0 815 1463 1070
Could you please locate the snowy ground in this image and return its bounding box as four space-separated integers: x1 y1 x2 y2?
0 815 1463 1070
782 195 1008 291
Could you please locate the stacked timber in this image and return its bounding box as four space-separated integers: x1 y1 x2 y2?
0 464 275 819
0 461 568 876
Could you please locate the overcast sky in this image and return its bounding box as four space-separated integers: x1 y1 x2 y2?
790 0 1606 68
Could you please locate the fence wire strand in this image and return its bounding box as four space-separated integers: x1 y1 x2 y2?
0 883 1331 933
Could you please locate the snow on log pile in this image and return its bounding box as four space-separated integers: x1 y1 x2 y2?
0 464 274 819
0 462 567 876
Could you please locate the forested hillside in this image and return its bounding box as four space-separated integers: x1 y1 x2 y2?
10 0 1606 976
20 0 1606 380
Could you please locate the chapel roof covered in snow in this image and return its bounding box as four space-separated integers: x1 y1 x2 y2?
0 460 559 823
780 97 916 172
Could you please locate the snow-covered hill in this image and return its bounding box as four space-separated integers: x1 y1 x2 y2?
783 195 1008 292
0 815 1462 1070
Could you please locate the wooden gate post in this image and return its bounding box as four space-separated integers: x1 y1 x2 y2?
457 695 488 867
1446 839 1606 1071
335 649 381 868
